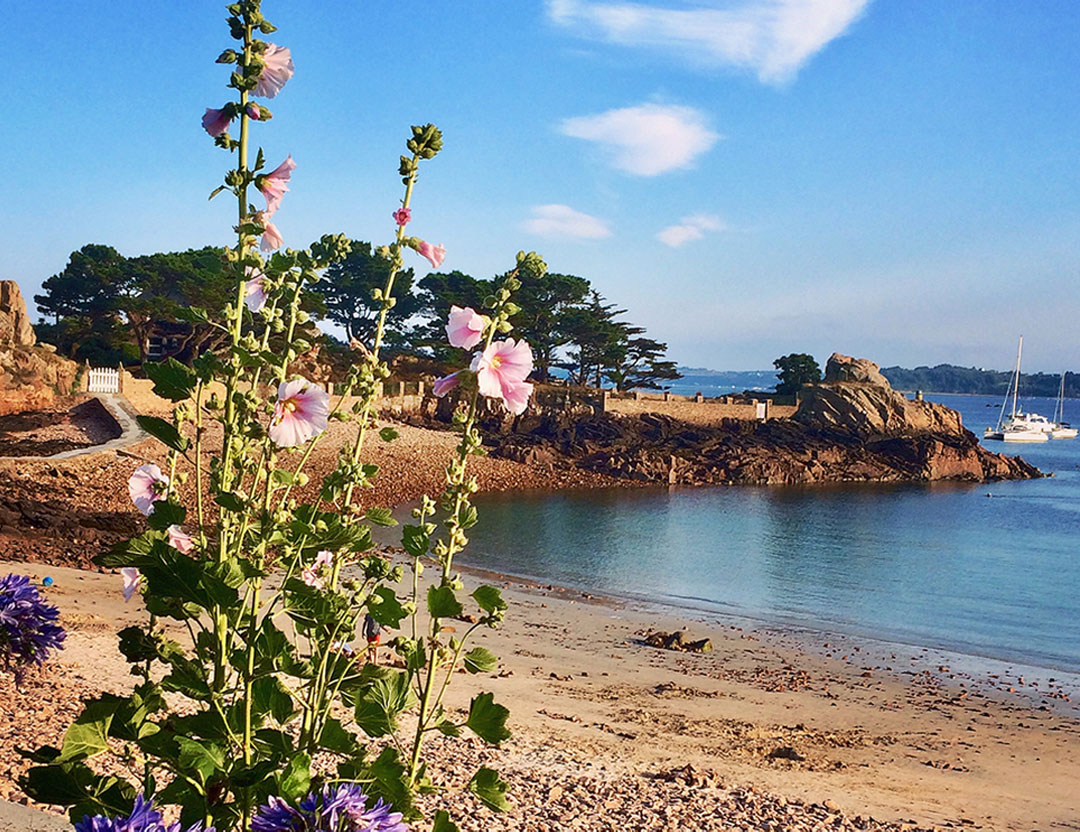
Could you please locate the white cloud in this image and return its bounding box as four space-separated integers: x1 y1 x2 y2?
657 214 728 247
559 104 719 176
547 0 869 83
522 204 613 239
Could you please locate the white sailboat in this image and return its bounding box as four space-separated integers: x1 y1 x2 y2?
1049 371 1078 440
984 336 1049 443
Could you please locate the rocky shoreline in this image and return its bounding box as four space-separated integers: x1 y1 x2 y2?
488 354 1042 487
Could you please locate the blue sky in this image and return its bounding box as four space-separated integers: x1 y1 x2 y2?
4 1 1078 372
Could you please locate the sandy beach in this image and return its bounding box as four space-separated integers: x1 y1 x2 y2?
2 554 1078 831
2 411 1079 831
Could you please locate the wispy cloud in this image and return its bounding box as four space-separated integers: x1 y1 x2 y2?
657 214 728 247
522 204 613 239
547 0 870 83
560 104 720 176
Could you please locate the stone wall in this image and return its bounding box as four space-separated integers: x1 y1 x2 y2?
604 394 796 425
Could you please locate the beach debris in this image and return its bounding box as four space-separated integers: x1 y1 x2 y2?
642 628 713 653
767 745 807 762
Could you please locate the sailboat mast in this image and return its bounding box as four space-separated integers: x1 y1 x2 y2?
1056 371 1066 425
1011 336 1023 420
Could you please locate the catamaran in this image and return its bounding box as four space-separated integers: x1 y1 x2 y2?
984 336 1049 443
1049 371 1078 440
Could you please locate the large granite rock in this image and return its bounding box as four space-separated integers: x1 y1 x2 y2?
795 353 963 436
0 281 36 346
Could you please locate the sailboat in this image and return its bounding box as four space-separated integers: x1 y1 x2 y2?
984 336 1050 443
1049 371 1078 439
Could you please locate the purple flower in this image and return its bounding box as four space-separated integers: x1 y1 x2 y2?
121 567 142 603
432 372 460 398
201 106 232 137
253 783 407 832
0 573 65 674
128 464 169 516
245 268 268 313
74 794 211 832
392 207 411 227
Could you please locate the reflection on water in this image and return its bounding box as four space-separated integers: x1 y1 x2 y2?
463 395 1080 672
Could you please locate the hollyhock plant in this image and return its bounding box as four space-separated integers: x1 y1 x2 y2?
247 103 262 120
253 43 294 98
202 106 232 137
301 550 334 590
252 784 406 832
416 240 445 270
244 268 268 312
433 372 460 397
256 212 284 251
391 207 411 226
269 377 330 447
128 464 169 515
167 526 194 554
471 338 535 415
74 795 212 832
258 154 295 216
0 573 65 672
445 305 486 349
121 568 141 603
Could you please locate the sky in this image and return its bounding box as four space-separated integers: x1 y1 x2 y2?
3 0 1078 372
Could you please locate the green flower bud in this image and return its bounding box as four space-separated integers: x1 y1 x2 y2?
216 49 239 64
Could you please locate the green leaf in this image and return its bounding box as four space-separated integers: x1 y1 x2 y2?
252 677 295 725
144 358 197 402
147 501 186 531
364 507 397 527
465 692 511 745
458 503 479 529
176 737 225 784
215 491 247 512
277 752 311 801
468 767 510 812
318 718 363 756
354 671 416 738
56 697 120 763
363 747 415 821
432 810 461 832
379 426 400 442
400 524 429 558
464 647 498 674
136 415 189 452
427 585 463 619
161 656 211 699
436 720 461 738
472 585 507 615
367 585 406 629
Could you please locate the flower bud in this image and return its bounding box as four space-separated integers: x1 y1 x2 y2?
216 49 239 63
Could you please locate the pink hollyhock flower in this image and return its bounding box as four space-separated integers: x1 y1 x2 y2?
128 464 169 516
416 240 446 270
392 207 411 227
202 106 232 137
247 103 261 120
259 154 295 216
302 550 334 590
121 568 141 603
471 338 535 414
244 268 267 312
433 372 460 397
256 212 284 251
254 43 294 99
501 379 534 415
445 305 486 349
270 377 330 447
167 525 194 554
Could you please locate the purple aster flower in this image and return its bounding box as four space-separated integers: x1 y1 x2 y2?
74 794 212 832
0 573 65 677
253 783 407 832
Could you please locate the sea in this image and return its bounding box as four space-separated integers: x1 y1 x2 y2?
460 393 1080 680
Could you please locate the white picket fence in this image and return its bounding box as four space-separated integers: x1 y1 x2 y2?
87 366 120 393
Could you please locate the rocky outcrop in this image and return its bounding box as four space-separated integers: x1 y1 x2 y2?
795 353 964 436
0 281 36 346
0 283 81 415
483 352 1041 486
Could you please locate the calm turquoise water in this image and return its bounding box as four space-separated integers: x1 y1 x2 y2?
463 394 1080 673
